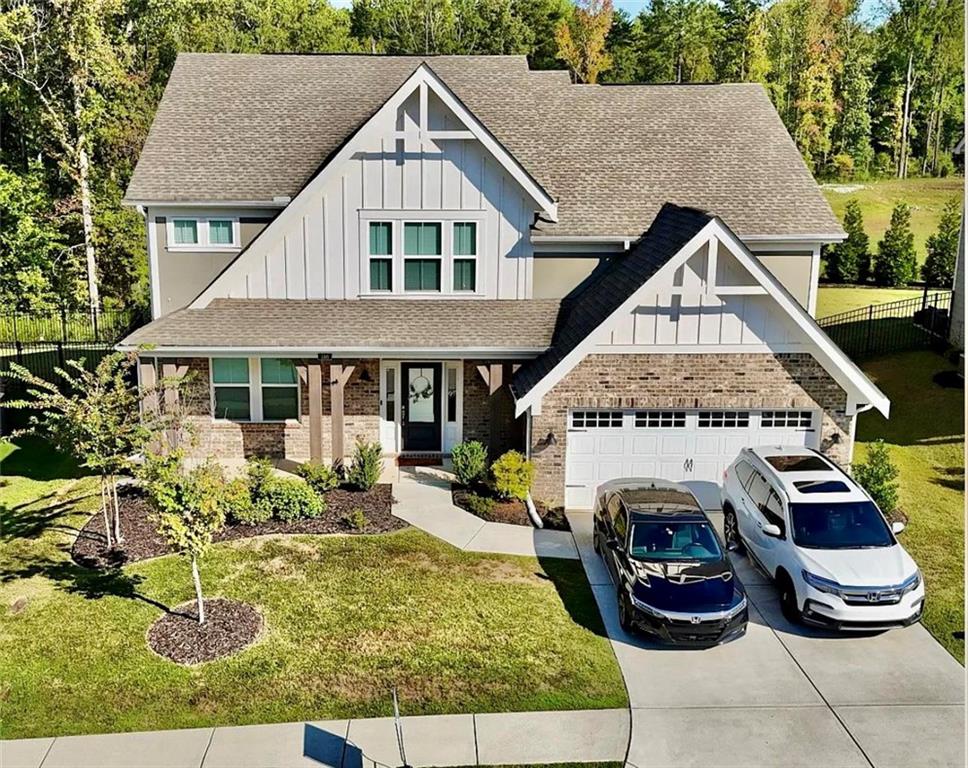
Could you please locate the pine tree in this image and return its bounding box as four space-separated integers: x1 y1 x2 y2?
827 199 868 282
873 202 917 287
922 198 962 287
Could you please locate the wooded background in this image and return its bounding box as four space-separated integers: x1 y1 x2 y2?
0 0 963 315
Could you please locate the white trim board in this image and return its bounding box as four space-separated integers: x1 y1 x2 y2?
514 218 889 419
189 63 556 310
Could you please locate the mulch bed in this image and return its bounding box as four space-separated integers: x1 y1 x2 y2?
147 598 262 665
72 484 402 569
451 486 570 531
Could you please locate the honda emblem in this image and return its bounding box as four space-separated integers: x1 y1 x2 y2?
690 616 702 624
867 592 880 603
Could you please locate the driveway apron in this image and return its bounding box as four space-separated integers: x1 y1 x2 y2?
567 509 965 768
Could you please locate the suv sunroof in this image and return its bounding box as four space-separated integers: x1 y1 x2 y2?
764 455 832 472
793 480 850 494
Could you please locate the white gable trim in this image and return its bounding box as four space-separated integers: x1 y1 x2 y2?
514 219 889 418
191 63 556 309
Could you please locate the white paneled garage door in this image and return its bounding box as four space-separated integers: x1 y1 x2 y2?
564 408 820 509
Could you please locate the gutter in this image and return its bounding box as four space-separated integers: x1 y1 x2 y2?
116 344 546 359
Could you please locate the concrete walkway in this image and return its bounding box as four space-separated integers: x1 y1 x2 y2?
2 708 629 768
391 466 578 560
568 510 966 768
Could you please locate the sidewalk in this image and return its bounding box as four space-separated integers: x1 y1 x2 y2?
3 708 629 768
391 466 578 560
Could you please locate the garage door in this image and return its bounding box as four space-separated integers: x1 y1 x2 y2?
564 408 820 509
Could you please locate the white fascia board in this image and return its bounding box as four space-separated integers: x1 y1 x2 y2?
712 221 889 417
190 63 555 309
116 344 544 359
742 232 846 243
531 235 632 244
513 221 720 416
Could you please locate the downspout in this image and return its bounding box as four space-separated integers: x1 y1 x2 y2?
523 407 544 528
846 403 875 468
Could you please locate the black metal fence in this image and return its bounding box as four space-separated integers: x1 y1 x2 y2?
0 306 148 434
817 290 953 359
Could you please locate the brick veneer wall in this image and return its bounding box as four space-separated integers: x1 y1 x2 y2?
528 353 853 506
166 357 379 462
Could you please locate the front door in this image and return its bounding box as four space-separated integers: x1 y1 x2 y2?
401 363 442 452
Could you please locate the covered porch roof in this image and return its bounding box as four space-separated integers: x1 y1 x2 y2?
119 298 564 358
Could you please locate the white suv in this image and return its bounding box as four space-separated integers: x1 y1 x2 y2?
721 446 924 630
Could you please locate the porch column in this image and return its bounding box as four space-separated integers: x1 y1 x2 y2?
160 361 188 451
139 358 161 453
307 360 323 463
477 362 507 457
330 362 355 467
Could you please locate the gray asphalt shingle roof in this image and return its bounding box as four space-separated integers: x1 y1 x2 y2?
511 203 714 399
120 298 563 351
125 53 843 239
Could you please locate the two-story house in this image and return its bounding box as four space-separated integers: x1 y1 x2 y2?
120 54 889 508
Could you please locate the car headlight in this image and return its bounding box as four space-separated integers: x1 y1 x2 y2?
725 594 747 620
900 570 922 595
802 570 843 597
628 591 662 617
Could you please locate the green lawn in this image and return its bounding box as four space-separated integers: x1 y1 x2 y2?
822 177 964 265
816 286 925 318
0 441 626 739
856 350 965 663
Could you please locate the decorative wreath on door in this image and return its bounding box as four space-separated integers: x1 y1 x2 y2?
409 374 434 403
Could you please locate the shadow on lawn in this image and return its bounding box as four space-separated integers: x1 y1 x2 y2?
537 554 610 639
0 436 90 481
932 465 965 492
0 491 92 541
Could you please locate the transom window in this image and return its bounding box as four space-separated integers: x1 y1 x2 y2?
169 217 238 249
760 410 814 428
404 222 442 291
211 357 299 422
571 410 623 429
635 410 686 428
697 410 750 428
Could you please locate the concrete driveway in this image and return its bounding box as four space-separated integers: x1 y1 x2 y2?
568 510 965 768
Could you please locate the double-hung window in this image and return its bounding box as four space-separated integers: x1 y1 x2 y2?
404 222 442 291
368 222 393 292
208 219 235 245
260 358 299 420
452 222 477 292
172 219 199 246
169 217 237 249
212 358 251 420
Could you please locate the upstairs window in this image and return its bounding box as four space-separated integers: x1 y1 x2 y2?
368 222 393 292
209 219 235 245
172 219 198 246
404 222 441 291
452 222 477 292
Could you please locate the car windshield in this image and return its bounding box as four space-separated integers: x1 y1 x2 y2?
789 501 894 549
629 521 723 562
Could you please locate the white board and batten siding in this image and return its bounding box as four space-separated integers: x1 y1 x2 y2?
599 241 804 350
218 90 536 302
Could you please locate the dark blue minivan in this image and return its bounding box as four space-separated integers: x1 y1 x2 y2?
593 478 748 645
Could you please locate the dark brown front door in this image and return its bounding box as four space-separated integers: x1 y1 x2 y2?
401 363 441 451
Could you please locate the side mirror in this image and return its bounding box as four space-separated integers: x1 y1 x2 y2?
762 523 782 538
606 538 621 551
891 521 906 534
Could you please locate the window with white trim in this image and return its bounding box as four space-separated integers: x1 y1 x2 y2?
260 358 299 420
452 222 477 292
404 222 442 291
571 410 624 428
212 358 251 420
635 410 686 428
368 222 393 292
698 410 750 428
168 217 238 249
760 410 814 428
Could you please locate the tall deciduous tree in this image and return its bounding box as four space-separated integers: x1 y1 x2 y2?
717 0 769 82
0 0 133 317
554 0 613 83
636 0 723 83
830 7 874 177
873 202 917 286
922 197 961 287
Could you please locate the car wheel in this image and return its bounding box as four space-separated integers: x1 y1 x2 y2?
778 572 802 623
593 530 603 558
723 506 743 553
618 590 634 633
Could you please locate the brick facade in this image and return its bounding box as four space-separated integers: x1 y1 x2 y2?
167 357 379 462
462 360 525 459
528 352 853 505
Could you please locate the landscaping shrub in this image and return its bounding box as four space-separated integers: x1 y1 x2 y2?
246 458 275 501
451 440 487 486
345 440 383 491
873 203 916 287
225 477 270 526
853 440 900 515
491 450 535 502
343 507 368 532
297 460 340 495
463 493 495 518
257 476 325 522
